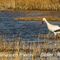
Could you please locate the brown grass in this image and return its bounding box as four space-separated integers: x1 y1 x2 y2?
0 0 60 11
15 0 60 11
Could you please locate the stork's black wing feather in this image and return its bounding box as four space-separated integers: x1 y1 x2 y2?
54 29 60 32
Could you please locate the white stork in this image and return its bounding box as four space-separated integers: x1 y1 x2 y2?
42 18 60 35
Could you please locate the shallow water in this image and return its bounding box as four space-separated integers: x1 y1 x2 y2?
0 11 60 41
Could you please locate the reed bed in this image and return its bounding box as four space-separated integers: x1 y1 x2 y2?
0 0 60 11
15 0 60 11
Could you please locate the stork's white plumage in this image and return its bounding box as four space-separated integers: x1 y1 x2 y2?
43 18 60 35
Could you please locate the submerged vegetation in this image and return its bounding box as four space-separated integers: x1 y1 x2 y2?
16 17 60 21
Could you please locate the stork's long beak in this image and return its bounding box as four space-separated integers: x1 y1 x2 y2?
42 21 44 24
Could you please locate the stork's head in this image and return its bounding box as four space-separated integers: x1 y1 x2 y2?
42 18 47 24
43 18 47 22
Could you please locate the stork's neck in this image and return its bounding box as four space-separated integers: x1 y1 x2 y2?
44 20 50 25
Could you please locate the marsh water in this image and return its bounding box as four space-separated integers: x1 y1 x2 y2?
0 11 60 42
